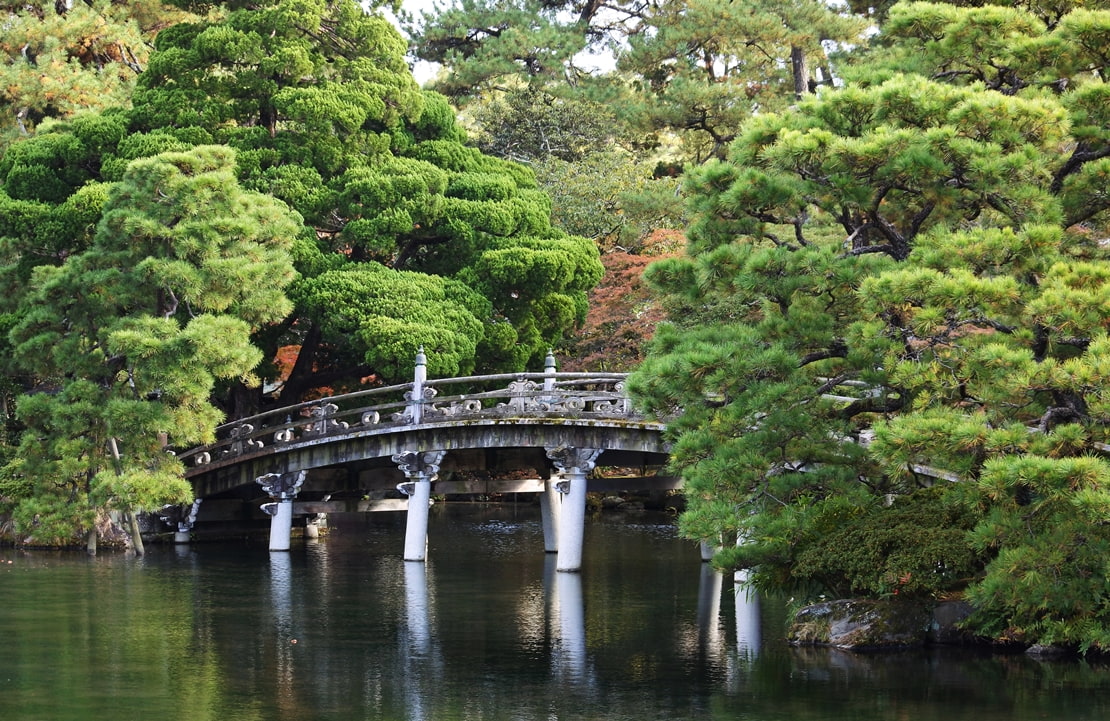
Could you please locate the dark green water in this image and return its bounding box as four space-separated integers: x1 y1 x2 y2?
2 505 1109 720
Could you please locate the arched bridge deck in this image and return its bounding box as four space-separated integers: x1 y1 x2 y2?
182 369 671 498
175 353 674 569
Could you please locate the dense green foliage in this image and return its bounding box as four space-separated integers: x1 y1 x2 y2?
0 0 602 546
781 487 983 599
465 88 686 251
0 0 601 399
0 0 202 149
406 0 863 161
404 0 860 251
629 0 1110 652
1 144 300 546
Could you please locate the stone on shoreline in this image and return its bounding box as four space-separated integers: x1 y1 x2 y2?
789 598 984 650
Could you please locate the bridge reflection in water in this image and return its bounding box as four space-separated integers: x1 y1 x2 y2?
177 351 675 571
256 512 762 721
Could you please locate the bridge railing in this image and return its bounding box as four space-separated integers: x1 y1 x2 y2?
177 370 644 470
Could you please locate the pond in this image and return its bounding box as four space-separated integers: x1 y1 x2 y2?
2 504 1109 720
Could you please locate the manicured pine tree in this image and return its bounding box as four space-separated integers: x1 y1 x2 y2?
630 1 1110 650
3 145 300 550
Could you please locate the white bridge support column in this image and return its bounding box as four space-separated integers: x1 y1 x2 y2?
257 470 307 551
547 446 602 572
394 449 446 562
539 479 562 553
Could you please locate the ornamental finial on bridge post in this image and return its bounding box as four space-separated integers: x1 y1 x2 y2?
544 349 556 394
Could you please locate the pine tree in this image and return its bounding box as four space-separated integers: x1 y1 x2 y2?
2 145 300 549
0 0 200 148
630 1 1110 651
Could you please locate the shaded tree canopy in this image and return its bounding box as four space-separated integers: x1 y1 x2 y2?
0 0 602 411
405 0 865 162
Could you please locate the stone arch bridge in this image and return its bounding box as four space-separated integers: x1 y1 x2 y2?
175 352 673 571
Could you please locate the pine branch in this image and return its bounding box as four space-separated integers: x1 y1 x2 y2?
798 340 848 367
836 392 905 420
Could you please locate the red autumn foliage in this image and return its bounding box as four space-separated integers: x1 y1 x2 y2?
561 229 683 372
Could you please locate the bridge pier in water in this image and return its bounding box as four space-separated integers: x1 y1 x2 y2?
547 446 603 572
539 479 562 552
257 470 307 551
394 450 446 562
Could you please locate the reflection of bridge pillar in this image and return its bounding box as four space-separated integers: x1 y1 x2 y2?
404 561 432 656
257 470 307 551
546 446 602 572
697 564 723 654
555 569 587 682
393 450 446 562
269 551 297 706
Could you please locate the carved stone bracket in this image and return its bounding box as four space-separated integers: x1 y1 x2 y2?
546 446 603 475
256 470 307 501
426 398 483 418
181 498 202 532
305 402 349 436
391 449 447 480
224 423 263 457
158 498 204 533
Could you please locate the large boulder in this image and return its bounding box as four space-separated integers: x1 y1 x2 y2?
789 599 934 649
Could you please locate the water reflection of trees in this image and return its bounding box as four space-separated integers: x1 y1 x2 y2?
7 511 1110 721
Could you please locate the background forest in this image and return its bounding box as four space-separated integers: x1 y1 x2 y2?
2 0 1110 652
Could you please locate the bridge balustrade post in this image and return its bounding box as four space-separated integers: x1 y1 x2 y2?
410 347 427 425
257 470 307 551
393 449 446 562
543 349 556 395
546 446 602 572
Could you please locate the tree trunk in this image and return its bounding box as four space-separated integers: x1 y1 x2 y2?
107 437 144 556
791 46 810 100
129 511 145 556
227 381 262 421
278 322 322 405
86 528 97 556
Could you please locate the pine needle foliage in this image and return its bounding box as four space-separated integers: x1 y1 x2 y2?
631 0 1110 652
